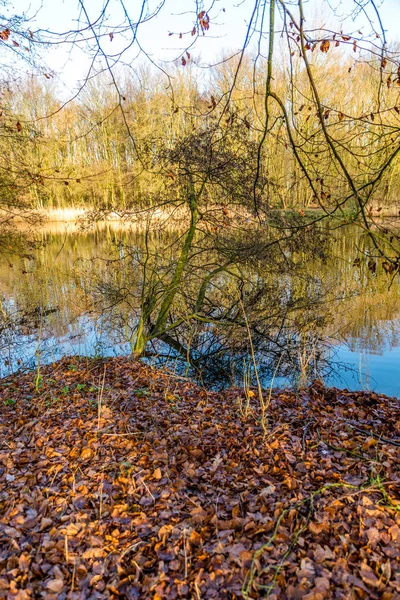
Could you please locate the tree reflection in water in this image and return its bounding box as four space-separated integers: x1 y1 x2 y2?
0 220 398 392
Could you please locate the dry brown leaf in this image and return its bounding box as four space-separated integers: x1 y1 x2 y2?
359 562 380 588
366 527 380 546
189 530 202 546
388 524 400 542
82 547 106 559
153 467 162 480
80 446 92 460
46 579 64 593
190 506 208 523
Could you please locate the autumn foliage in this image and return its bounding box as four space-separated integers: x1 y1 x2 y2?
0 357 399 598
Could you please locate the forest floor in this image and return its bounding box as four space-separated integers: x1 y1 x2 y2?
0 356 399 599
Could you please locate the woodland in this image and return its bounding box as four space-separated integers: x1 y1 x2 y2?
0 0 399 598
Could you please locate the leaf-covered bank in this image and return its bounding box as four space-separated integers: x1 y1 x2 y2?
0 357 399 599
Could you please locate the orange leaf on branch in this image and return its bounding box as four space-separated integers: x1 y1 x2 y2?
320 40 330 53
198 12 210 33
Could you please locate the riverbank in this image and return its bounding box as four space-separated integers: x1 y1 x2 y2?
0 356 399 598
4 204 400 227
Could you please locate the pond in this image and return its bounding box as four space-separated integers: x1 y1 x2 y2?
0 220 399 397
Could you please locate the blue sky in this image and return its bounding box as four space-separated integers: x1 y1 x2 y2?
10 0 400 92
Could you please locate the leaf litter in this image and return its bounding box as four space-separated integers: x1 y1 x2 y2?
0 356 399 599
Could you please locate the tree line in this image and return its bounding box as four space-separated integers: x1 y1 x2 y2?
2 42 400 216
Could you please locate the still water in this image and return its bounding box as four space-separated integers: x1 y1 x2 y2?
0 221 399 397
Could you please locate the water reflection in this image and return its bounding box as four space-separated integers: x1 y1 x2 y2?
0 221 399 396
